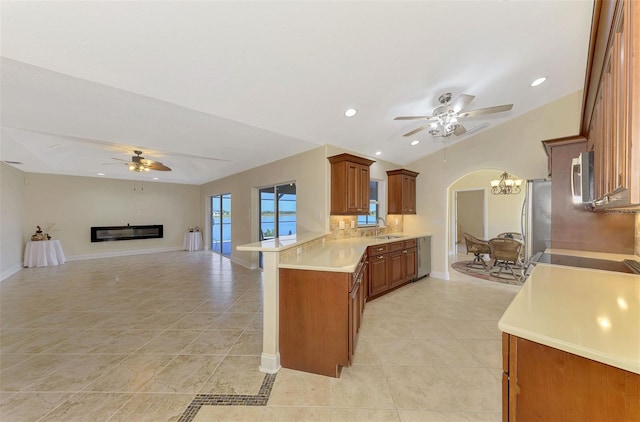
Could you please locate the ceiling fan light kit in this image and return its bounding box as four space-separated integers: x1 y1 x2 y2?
114 150 172 173
394 92 513 139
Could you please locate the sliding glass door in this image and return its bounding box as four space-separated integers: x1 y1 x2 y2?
211 193 231 256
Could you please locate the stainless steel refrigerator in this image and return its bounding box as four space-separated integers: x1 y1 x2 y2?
520 179 552 264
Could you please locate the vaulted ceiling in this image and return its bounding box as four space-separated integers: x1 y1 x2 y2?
1 1 593 185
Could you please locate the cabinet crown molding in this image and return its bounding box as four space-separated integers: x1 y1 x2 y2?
386 169 420 177
327 153 375 166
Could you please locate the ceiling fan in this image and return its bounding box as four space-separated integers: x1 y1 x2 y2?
112 150 172 172
394 93 513 138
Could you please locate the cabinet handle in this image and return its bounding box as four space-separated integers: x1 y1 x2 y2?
378 255 384 259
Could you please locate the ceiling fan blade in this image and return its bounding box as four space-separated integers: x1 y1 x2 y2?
403 124 431 137
466 122 490 134
146 161 172 171
111 157 129 162
450 94 475 112
457 104 513 118
394 116 433 121
453 124 467 136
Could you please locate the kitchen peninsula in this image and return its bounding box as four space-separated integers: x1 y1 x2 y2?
499 253 640 421
237 231 430 377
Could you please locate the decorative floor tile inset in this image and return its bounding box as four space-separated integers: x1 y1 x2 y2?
178 373 276 422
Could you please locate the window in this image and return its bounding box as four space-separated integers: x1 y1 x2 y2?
259 183 296 268
358 180 379 226
211 193 231 256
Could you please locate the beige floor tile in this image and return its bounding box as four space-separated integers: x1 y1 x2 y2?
92 328 162 354
199 355 263 395
359 316 413 337
0 353 32 371
135 329 202 354
181 329 243 355
0 354 72 391
460 339 502 369
192 404 265 422
267 368 331 407
350 336 382 365
439 320 497 340
43 329 124 354
142 354 223 393
464 411 502 421
398 409 471 421
211 312 257 330
408 318 456 339
330 364 395 409
370 337 433 366
170 312 222 330
419 339 483 368
263 406 331 421
434 367 502 412
41 392 132 421
383 365 459 411
83 354 176 392
108 392 195 422
228 330 262 355
0 391 75 422
332 407 401 422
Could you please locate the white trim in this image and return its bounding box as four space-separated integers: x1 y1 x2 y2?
67 246 182 261
259 352 281 374
1 264 23 282
230 256 258 270
430 270 449 280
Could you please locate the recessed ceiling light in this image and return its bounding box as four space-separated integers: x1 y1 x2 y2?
410 140 420 146
344 108 357 117
531 77 547 87
375 151 382 156
97 172 105 176
152 177 159 180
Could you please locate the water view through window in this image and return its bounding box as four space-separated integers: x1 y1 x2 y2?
259 182 296 267
211 193 231 256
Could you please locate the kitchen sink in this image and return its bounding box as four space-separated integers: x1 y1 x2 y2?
374 235 405 240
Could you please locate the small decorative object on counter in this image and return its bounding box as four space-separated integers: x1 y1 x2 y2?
189 227 194 232
194 226 200 232
31 226 45 241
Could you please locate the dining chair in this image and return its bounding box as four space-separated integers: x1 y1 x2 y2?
488 237 524 282
463 233 491 270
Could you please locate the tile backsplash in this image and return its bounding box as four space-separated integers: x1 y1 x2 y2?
329 215 404 240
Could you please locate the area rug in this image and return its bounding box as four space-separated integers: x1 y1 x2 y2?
451 260 524 286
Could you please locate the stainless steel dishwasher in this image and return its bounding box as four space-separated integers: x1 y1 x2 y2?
417 236 431 279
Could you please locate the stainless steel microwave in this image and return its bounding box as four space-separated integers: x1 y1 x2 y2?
571 151 594 204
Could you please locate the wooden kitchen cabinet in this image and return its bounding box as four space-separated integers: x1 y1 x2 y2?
368 239 417 299
502 333 640 421
368 244 389 298
583 0 639 209
328 153 375 215
279 254 366 378
387 169 419 214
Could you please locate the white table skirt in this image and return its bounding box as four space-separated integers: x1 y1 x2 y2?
24 240 66 267
183 232 203 251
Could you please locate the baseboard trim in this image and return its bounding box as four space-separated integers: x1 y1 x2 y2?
259 352 281 374
430 270 449 280
1 264 23 282
231 256 258 270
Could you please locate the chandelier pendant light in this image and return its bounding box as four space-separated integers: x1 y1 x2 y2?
491 172 522 195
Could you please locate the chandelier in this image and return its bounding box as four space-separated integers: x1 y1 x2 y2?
490 172 522 195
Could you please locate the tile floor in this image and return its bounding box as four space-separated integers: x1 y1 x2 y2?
0 251 519 421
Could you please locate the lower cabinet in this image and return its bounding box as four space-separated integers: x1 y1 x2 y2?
368 239 418 299
279 256 366 378
502 333 640 421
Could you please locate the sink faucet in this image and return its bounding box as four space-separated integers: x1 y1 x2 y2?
375 217 386 236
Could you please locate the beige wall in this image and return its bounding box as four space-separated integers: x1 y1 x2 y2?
1 163 25 279
405 90 584 278
22 173 201 259
450 169 525 252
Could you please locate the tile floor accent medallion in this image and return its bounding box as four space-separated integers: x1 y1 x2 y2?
178 373 276 422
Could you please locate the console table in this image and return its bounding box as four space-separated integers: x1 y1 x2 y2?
24 240 66 267
183 232 203 251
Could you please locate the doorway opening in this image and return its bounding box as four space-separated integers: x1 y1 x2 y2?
453 189 487 255
211 193 231 256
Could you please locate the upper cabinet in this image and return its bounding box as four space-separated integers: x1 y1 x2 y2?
328 153 375 215
583 0 639 209
387 169 419 214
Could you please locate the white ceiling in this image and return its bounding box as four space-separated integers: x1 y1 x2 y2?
0 1 594 185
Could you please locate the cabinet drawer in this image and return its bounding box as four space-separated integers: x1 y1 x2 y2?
368 244 388 254
388 240 404 252
404 239 417 248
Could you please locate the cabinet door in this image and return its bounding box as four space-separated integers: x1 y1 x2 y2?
346 162 360 213
404 247 417 281
358 164 370 213
388 251 404 288
368 254 388 297
402 175 416 214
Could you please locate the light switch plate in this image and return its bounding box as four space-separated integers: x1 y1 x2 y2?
339 220 345 229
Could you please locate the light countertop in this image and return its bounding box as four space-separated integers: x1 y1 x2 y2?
545 248 639 262
499 263 640 374
236 232 328 252
279 232 430 273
